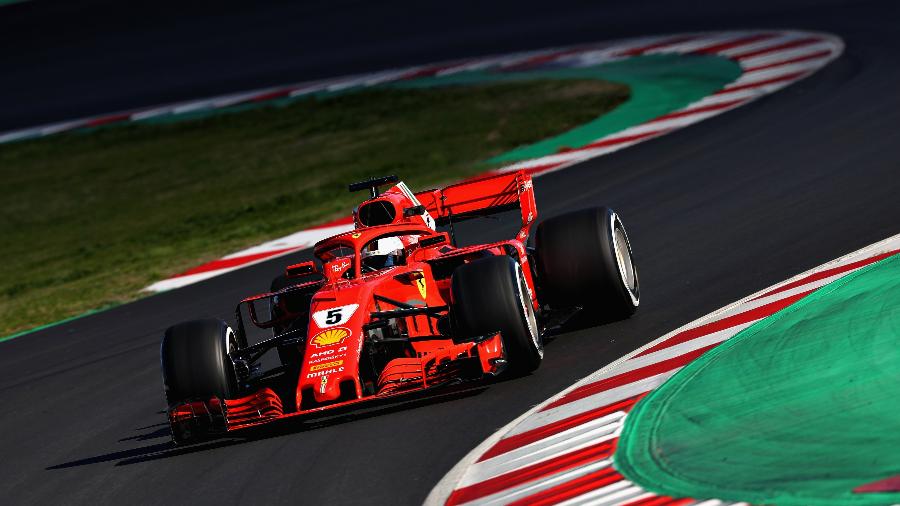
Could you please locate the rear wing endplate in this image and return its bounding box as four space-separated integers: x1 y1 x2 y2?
414 170 536 241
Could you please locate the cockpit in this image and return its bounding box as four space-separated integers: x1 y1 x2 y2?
314 230 430 280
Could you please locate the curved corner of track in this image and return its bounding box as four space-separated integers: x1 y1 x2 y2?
143 28 844 294
427 230 898 505
426 30 859 506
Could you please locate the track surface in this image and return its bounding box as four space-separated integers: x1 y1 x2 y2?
1 1 899 504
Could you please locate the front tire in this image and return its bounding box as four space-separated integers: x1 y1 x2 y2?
535 207 639 321
451 255 543 374
160 319 238 443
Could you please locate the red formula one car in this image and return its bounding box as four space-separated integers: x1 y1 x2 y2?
160 171 639 444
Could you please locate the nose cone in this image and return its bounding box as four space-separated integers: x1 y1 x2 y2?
303 325 358 403
300 287 370 406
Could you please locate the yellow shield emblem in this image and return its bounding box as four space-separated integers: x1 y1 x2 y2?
310 327 350 348
415 278 427 300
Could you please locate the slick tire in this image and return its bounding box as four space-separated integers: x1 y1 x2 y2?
270 273 293 293
535 207 639 321
161 319 238 406
451 255 543 374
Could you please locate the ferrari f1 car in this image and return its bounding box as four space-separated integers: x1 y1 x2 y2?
160 171 639 444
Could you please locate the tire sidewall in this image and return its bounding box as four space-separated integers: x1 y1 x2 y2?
535 206 639 319
511 260 543 364
161 319 237 404
607 212 639 309
451 255 543 374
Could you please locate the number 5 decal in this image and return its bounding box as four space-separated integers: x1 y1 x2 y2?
324 309 342 325
312 304 359 328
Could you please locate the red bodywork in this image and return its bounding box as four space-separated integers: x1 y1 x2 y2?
169 171 539 433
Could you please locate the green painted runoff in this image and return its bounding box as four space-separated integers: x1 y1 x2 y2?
616 254 900 506
130 54 741 164
390 53 741 163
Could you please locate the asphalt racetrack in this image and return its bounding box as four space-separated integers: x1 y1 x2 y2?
1 1 899 504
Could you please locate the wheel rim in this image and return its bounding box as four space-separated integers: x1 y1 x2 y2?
224 326 240 394
611 215 639 306
516 264 543 356
225 327 237 354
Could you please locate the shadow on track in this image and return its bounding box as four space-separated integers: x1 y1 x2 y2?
46 384 489 470
45 314 608 471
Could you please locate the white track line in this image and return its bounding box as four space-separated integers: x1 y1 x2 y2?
508 374 673 438
566 485 649 506
458 418 622 488
465 460 615 506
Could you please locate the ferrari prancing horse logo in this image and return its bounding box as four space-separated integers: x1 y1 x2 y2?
415 278 427 299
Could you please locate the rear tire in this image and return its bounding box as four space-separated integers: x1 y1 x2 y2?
269 273 296 293
535 207 639 321
451 255 543 374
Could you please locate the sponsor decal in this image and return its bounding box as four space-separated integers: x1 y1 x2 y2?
308 346 349 363
306 367 345 379
310 360 344 372
310 327 350 348
319 376 328 394
416 277 427 300
312 303 359 328
309 346 347 358
309 354 345 364
330 257 352 273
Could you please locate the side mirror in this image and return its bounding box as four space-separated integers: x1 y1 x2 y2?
403 205 426 217
286 260 318 278
242 294 281 328
417 233 448 248
394 269 425 283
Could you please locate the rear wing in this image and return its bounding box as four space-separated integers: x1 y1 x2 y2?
414 170 537 241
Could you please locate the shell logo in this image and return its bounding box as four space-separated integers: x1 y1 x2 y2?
310 327 350 348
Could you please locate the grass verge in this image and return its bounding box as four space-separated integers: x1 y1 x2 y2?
0 79 628 336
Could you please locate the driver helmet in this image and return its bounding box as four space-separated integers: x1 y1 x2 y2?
361 236 406 271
